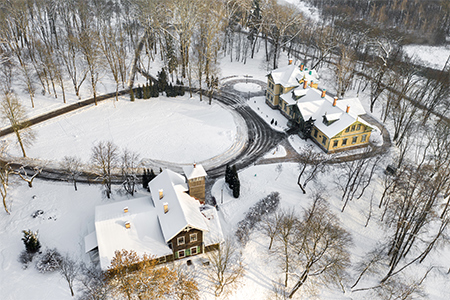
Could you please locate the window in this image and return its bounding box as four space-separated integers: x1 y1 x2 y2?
356 124 361 131
177 236 185 246
190 233 197 243
352 136 358 144
178 250 185 258
191 247 198 255
313 129 318 138
333 140 338 148
361 134 367 142
345 127 350 133
351 125 355 131
322 136 327 145
342 139 348 146
159 256 166 263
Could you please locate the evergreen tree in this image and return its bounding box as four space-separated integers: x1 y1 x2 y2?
225 165 231 186
157 69 168 92
232 178 240 198
149 169 156 181
130 87 135 102
22 229 41 254
137 85 143 99
143 169 149 189
230 165 240 198
144 83 150 99
151 83 159 98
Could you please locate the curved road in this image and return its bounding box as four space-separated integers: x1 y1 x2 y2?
0 77 391 195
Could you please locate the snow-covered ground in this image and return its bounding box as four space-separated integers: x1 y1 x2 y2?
3 95 237 164
1 29 450 300
404 44 450 70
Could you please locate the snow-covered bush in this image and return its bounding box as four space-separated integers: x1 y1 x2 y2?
36 248 63 273
235 192 280 245
18 250 34 268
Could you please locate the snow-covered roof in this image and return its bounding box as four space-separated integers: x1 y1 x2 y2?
150 169 209 242
94 197 171 270
183 164 207 180
92 168 222 271
201 205 224 246
269 64 319 88
84 231 98 253
296 88 371 138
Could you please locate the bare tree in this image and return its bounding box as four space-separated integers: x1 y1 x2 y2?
288 196 352 298
59 254 80 297
206 238 245 297
297 145 328 194
260 210 283 250
334 44 357 98
16 165 42 188
0 143 15 214
0 92 34 157
274 208 297 287
335 150 381 212
120 149 140 196
78 263 110 300
60 156 82 191
91 141 119 199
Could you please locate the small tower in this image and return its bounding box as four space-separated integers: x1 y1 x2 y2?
183 163 207 204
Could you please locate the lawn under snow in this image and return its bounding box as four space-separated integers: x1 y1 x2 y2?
403 44 450 70
3 95 238 164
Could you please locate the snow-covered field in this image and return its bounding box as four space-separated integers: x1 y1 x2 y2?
404 44 450 70
3 95 237 164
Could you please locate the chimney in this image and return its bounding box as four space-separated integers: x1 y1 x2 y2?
300 63 304 71
123 207 129 213
125 221 131 229
310 80 314 87
193 163 196 168
163 203 169 214
333 97 337 107
321 89 326 98
159 189 164 199
346 105 350 113
303 80 308 89
288 58 293 65
309 70 312 75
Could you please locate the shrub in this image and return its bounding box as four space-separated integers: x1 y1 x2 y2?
36 248 63 273
235 192 281 245
18 250 34 267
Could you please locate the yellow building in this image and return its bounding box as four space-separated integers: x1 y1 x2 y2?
266 63 373 153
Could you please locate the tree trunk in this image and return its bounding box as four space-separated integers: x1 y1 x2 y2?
15 130 26 157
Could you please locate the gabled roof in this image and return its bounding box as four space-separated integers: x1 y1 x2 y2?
92 168 223 271
94 197 171 270
183 164 207 180
296 88 371 138
268 64 319 88
150 169 208 242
